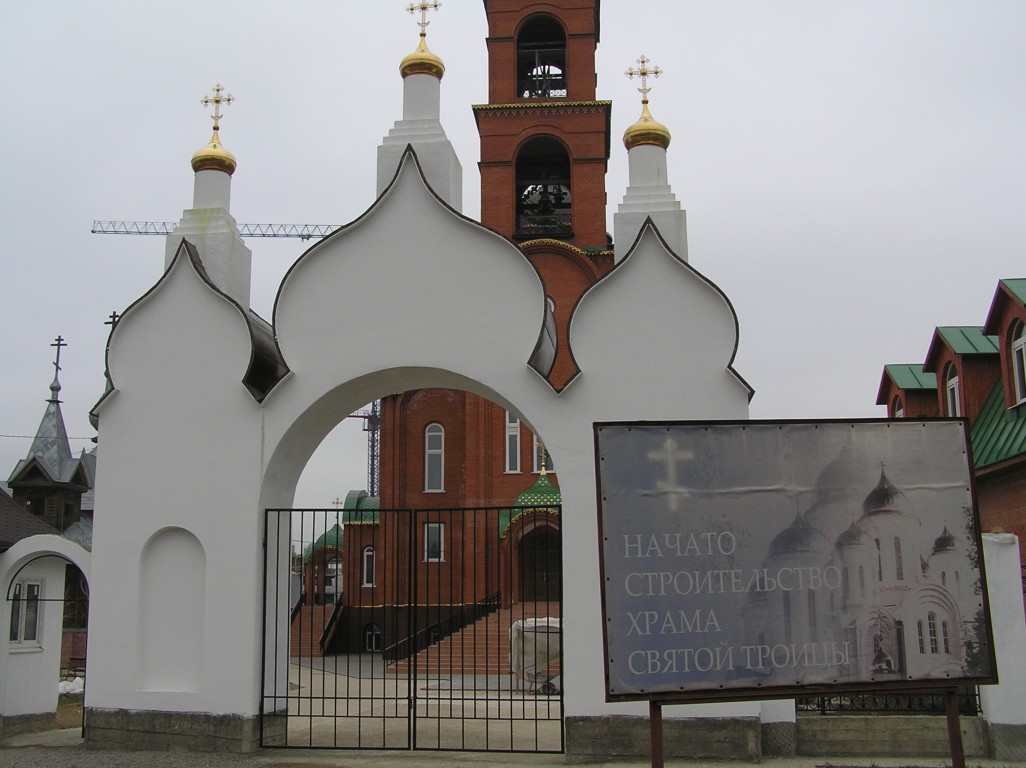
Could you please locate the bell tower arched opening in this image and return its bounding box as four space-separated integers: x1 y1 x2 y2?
515 136 572 241
517 15 567 98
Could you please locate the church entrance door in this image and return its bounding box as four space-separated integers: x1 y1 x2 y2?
519 528 561 603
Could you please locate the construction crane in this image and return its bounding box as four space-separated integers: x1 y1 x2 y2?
92 218 380 497
92 221 340 240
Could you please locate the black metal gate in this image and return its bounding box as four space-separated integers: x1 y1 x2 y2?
261 505 563 752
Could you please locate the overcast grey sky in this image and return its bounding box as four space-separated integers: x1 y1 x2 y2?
2 1 1024 508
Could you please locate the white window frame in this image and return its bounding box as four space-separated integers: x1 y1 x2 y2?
424 423 444 492
1012 321 1026 405
361 546 376 588
945 364 961 417
8 579 42 647
424 522 445 562
892 396 904 419
364 623 382 652
505 412 521 473
532 434 553 473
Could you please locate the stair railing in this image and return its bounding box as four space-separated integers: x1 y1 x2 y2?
384 591 501 664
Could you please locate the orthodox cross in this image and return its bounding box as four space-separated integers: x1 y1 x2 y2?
625 55 662 106
647 435 694 511
51 335 67 376
407 1 441 36
105 311 121 331
201 83 234 130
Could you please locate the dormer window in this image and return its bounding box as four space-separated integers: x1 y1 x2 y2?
1011 320 1026 405
517 16 567 98
892 396 904 419
515 137 571 239
944 364 961 417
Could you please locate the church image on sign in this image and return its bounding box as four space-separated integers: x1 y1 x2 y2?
743 464 985 685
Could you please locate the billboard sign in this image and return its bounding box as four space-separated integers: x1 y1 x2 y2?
595 420 996 702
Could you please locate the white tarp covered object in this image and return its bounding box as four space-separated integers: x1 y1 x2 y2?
511 618 561 693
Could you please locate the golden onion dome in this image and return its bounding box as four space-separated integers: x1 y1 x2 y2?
191 128 237 175
623 102 671 151
400 34 445 79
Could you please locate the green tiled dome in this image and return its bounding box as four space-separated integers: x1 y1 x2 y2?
513 472 561 507
305 523 344 562
500 473 561 538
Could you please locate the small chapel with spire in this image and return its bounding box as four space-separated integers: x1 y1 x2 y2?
7 337 95 534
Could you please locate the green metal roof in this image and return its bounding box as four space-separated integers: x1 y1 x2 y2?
885 364 937 390
339 489 380 524
999 278 1026 304
925 326 999 372
970 383 1026 469
935 326 1000 356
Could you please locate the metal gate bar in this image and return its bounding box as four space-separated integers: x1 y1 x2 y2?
261 506 563 752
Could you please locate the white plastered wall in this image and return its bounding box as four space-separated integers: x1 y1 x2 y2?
0 535 90 721
979 533 1026 726
89 150 752 724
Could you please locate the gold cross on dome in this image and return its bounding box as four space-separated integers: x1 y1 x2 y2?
407 1 441 36
201 83 234 130
625 55 662 104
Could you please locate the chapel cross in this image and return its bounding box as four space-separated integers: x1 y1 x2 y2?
647 435 694 511
201 83 234 130
407 1 441 37
105 311 121 330
625 55 662 105
51 335 67 375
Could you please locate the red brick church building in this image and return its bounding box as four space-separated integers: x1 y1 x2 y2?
297 0 653 657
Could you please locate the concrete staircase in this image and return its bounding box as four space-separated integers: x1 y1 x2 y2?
392 602 561 676
289 603 334 658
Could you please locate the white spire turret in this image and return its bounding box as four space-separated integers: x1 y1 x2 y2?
614 57 687 263
378 2 462 211
166 83 252 307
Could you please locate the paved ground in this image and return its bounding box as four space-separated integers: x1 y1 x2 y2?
1 728 1025 768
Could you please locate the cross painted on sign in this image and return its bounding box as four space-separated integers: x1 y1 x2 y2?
646 435 694 511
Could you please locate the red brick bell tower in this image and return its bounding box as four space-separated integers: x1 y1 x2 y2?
474 0 611 250
475 0 613 391
377 1 614 515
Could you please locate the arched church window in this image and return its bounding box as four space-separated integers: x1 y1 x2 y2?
505 412 521 473
893 537 904 581
945 364 961 417
364 623 382 652
425 423 444 492
892 395 904 419
515 137 572 240
917 620 925 654
517 16 567 98
927 612 939 654
1011 320 1026 404
362 546 375 588
942 620 951 654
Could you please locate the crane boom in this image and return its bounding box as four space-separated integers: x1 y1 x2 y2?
92 220 339 240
